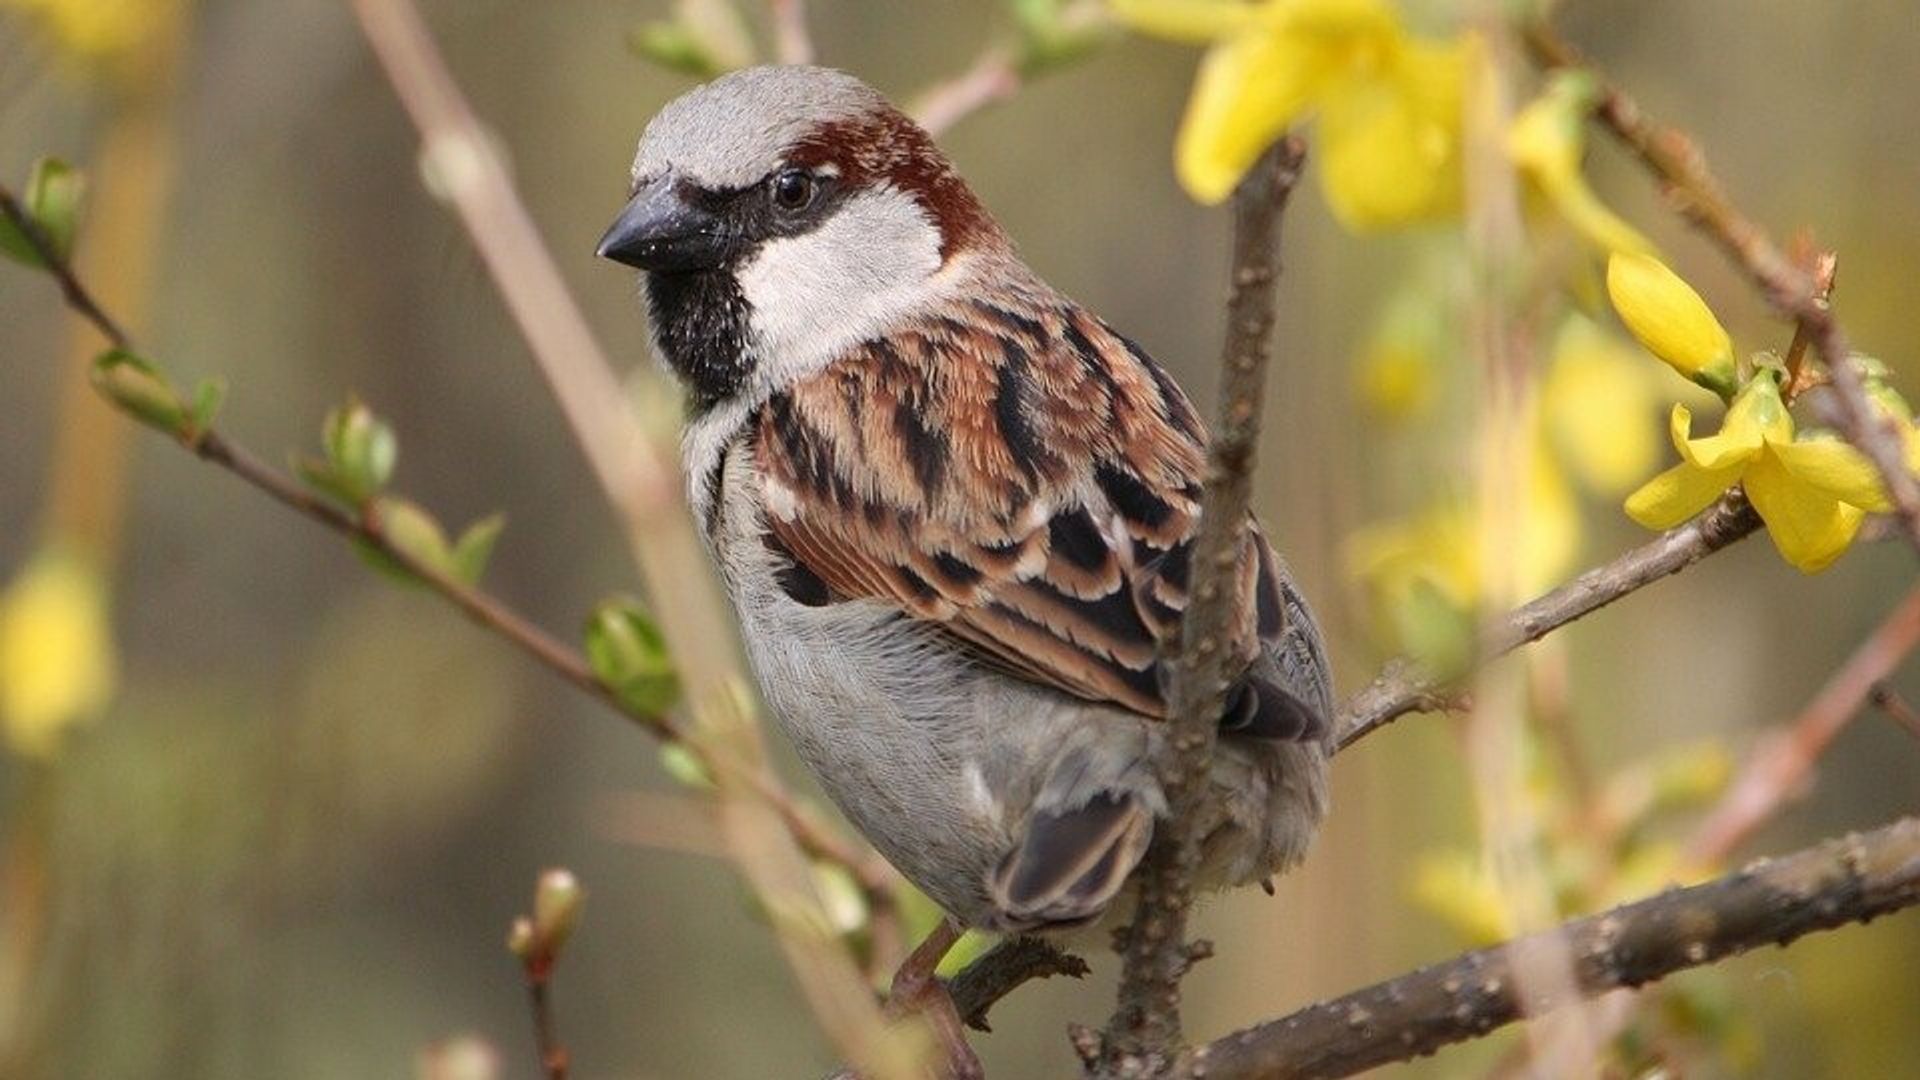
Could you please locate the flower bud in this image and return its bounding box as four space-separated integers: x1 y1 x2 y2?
1606 253 1738 398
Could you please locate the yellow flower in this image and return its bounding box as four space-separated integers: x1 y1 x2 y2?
0 546 117 758
1625 376 1887 573
1353 284 1446 423
1113 0 1476 228
1540 315 1666 495
1606 252 1739 398
1348 445 1581 661
1 0 173 61
1508 72 1654 257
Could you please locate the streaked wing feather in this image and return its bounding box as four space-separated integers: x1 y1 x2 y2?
754 286 1317 733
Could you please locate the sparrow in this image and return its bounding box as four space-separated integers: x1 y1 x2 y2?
597 65 1331 933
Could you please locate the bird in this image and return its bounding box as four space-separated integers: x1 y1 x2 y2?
596 65 1332 934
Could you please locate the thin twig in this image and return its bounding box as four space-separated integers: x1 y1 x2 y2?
1185 816 1920 1079
767 0 813 65
1100 136 1307 1073
1 170 907 1011
1524 23 1920 558
523 972 568 1080
1688 584 1920 866
1336 492 1762 751
948 937 1090 1033
0 189 133 350
911 47 1020 138
345 4 910 1071
1871 683 1920 741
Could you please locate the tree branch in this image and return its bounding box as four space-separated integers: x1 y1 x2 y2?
1336 492 1762 751
948 937 1090 1033
0 188 134 350
767 0 813 65
0 171 905 1005
911 47 1020 138
1524 22 1920 558
1688 583 1920 865
1187 816 1920 1079
342 3 910 1069
1100 136 1307 1072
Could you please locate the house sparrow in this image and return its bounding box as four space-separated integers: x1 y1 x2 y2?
597 66 1331 932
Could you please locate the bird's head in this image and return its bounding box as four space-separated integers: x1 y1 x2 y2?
599 65 1007 409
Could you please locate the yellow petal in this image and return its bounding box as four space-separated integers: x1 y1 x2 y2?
1672 378 1786 470
1315 35 1471 229
1542 316 1663 494
1176 29 1327 204
1624 459 1742 530
1109 0 1272 42
5 0 173 60
0 546 117 758
1281 0 1399 37
1509 80 1655 256
1770 434 1892 512
1607 253 1736 386
1745 451 1864 573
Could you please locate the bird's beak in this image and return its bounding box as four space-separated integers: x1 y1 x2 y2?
595 177 728 273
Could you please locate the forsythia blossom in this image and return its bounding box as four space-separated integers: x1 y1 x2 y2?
1508 72 1655 258
1607 252 1739 397
1111 0 1476 228
0 546 117 758
1 0 174 61
1625 375 1888 572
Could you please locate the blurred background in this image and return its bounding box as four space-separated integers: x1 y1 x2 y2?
3 1 1918 1077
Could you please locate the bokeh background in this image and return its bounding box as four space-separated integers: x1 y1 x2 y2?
3 1 1919 1077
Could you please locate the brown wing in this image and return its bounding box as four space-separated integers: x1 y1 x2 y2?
755 286 1316 734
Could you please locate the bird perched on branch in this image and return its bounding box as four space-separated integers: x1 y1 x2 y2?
598 65 1330 932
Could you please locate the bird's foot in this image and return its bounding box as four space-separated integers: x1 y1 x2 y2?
886 917 984 1080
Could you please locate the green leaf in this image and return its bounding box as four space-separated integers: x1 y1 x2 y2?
353 495 453 586
186 377 227 440
25 158 84 262
316 399 397 505
295 455 361 508
585 597 681 715
1009 0 1111 76
448 513 505 586
2 157 85 268
89 349 186 433
0 204 39 267
627 22 726 77
657 742 714 790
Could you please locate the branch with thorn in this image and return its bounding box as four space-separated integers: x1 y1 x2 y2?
1099 136 1308 1074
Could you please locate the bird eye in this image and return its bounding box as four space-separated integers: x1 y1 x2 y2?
770 169 815 211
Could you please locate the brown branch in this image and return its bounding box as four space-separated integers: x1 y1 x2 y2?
948 937 1090 1033
523 971 568 1080
910 47 1020 138
1871 683 1920 741
509 869 582 1080
1186 816 1920 1079
1100 136 1307 1073
0 188 134 350
1336 492 1762 751
343 4 909 1068
1688 584 1920 865
767 0 813 65
1524 22 1920 558
0 172 903 978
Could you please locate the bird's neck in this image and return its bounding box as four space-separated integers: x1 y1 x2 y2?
645 269 757 415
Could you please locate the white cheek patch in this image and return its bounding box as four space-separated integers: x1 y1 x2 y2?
737 186 946 385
